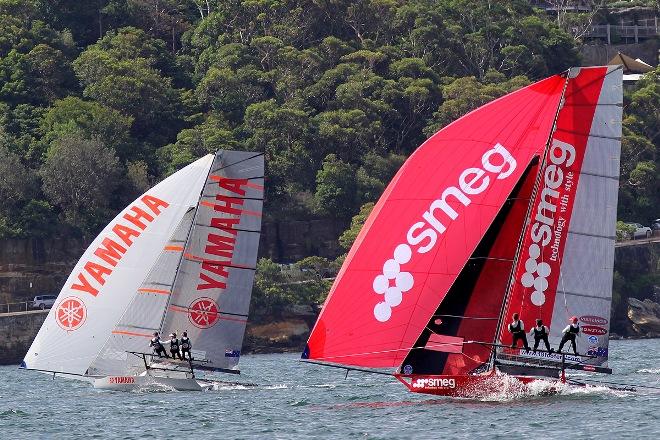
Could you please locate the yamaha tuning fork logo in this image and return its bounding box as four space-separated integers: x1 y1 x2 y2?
372 143 518 322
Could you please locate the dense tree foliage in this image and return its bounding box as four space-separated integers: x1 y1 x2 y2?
0 0 655 254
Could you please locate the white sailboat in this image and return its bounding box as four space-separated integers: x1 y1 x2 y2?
21 151 264 391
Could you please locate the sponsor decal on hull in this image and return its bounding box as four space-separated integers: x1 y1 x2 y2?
108 376 136 384
581 325 608 336
412 377 457 389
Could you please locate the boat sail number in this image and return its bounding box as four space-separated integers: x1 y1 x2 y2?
373 143 518 322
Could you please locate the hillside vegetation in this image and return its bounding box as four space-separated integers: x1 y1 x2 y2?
0 1 657 314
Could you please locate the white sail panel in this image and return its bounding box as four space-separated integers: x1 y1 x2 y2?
549 66 622 365
23 155 214 375
161 151 264 371
87 209 196 375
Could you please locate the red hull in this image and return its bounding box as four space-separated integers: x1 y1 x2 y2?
395 371 565 398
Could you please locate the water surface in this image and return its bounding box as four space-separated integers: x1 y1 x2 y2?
1 339 659 439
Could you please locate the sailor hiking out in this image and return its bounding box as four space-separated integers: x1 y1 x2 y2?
150 332 169 358
165 332 182 360
508 313 530 350
558 317 580 355
180 331 193 360
530 319 553 353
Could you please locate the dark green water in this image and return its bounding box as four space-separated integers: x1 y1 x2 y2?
1 339 658 439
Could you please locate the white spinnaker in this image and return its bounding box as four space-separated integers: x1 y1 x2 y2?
87 208 196 376
549 66 622 366
23 155 214 375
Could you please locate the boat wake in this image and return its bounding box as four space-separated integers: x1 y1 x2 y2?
637 368 660 374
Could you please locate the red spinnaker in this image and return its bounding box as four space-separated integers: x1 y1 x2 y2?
305 75 567 368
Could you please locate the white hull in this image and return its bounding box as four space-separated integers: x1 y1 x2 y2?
93 374 208 391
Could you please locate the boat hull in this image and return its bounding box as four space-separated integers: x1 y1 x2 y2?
93 375 206 391
395 372 562 398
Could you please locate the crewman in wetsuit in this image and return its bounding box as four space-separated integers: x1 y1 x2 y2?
558 316 580 355
150 332 169 358
167 332 182 360
531 318 553 353
180 331 192 361
508 313 530 350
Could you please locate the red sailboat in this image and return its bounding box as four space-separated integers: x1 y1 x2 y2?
302 66 625 397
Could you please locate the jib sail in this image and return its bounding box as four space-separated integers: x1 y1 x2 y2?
499 66 622 368
304 74 567 369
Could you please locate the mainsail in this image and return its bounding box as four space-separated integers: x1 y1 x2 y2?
499 66 622 369
304 74 567 368
159 151 264 371
304 66 622 381
23 150 264 378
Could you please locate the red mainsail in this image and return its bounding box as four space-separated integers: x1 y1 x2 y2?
304 74 567 368
500 67 608 346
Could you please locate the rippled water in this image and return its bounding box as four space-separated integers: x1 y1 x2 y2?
1 339 659 439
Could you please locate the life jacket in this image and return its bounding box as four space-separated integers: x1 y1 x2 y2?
533 326 548 337
568 324 580 334
170 338 179 350
509 320 523 333
150 337 161 348
181 337 191 350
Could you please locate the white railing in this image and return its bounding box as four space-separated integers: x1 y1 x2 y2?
0 300 48 314
580 21 659 43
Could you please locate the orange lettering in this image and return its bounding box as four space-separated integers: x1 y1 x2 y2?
123 206 154 230
196 273 226 290
205 234 236 258
210 217 240 233
213 195 244 215
217 177 248 196
201 261 229 279
141 195 169 215
112 223 141 247
85 261 112 286
71 273 99 296
93 238 126 267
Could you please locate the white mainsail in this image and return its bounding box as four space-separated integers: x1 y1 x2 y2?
160 151 264 371
23 155 214 375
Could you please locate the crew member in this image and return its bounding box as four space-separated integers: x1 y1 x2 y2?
167 332 182 360
531 319 553 353
180 331 192 360
558 316 580 355
507 313 530 350
150 332 168 358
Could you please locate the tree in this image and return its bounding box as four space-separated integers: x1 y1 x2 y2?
40 97 135 162
40 133 120 233
313 154 357 219
339 202 374 250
